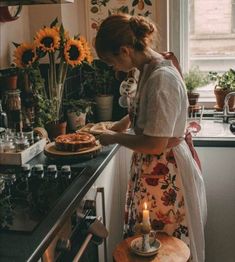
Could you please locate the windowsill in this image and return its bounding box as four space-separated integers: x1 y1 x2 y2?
194 83 216 109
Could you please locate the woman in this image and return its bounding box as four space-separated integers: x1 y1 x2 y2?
95 13 207 262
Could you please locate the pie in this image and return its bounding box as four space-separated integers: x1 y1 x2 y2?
55 132 96 152
78 121 116 135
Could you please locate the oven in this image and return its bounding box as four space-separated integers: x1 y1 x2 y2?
42 186 108 262
0 164 108 262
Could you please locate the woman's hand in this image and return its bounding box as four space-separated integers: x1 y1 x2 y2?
111 115 130 132
99 130 117 146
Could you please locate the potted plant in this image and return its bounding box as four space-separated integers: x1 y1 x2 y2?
63 98 94 131
12 18 93 139
209 69 235 111
1 67 19 90
184 66 209 107
81 59 116 121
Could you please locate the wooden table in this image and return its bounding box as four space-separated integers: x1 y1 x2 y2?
113 233 190 262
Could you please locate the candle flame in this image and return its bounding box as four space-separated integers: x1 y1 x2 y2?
144 202 147 210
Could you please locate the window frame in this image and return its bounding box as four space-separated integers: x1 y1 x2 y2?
232 0 235 33
168 0 188 73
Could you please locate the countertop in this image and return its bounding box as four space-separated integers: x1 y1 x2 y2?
0 144 119 262
190 119 235 147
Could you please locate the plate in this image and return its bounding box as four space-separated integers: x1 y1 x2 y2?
44 141 101 158
130 236 161 257
78 122 116 135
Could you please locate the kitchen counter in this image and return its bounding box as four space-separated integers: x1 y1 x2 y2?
0 144 120 262
190 119 235 147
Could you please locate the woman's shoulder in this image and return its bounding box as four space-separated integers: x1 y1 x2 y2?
150 64 179 81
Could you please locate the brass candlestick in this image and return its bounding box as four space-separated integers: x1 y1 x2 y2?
141 223 151 252
134 223 151 252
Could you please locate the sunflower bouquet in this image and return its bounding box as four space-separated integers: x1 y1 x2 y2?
13 18 93 125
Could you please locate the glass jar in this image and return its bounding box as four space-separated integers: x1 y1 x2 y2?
15 135 29 152
4 89 22 132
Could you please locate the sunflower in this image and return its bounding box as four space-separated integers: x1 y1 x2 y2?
64 39 86 67
13 43 37 68
34 27 60 53
79 36 93 64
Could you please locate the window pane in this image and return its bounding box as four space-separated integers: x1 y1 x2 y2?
189 0 235 73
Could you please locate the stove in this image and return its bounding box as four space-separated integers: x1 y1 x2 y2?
0 164 86 232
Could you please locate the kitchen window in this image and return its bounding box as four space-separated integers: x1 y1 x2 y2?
169 0 235 108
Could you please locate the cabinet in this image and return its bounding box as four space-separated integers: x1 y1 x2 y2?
196 147 235 262
93 146 132 262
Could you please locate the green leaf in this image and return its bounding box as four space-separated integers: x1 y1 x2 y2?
144 0 152 5
74 34 80 40
50 17 58 28
130 9 135 15
12 42 21 48
144 11 151 17
161 184 168 190
118 5 129 13
132 0 139 7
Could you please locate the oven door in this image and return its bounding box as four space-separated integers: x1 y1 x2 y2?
44 187 108 262
57 213 100 262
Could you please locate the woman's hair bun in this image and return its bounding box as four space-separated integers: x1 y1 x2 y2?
129 16 155 39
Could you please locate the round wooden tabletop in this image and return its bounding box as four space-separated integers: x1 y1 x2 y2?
113 233 190 262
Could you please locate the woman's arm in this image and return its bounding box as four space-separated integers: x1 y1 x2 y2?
110 115 131 132
99 132 169 155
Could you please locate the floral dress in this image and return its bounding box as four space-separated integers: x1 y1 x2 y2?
123 59 207 262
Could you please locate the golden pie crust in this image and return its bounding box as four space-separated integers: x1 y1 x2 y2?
78 122 116 134
55 131 96 152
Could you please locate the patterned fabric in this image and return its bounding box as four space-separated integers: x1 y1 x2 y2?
123 149 190 247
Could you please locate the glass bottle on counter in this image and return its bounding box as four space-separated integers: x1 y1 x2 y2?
0 100 8 128
4 89 23 132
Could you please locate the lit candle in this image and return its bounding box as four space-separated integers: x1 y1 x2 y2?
142 202 150 226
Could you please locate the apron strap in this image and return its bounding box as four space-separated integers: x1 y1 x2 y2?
185 131 202 171
167 135 202 171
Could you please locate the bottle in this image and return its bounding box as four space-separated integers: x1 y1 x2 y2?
0 100 8 128
5 89 23 132
22 121 34 145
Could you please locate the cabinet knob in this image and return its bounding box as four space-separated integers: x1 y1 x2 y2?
55 239 71 252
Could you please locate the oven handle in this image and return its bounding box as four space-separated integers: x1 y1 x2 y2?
73 187 108 262
95 187 108 262
72 232 93 262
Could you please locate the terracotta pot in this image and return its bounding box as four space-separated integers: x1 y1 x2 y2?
45 121 67 141
187 92 200 106
4 75 18 90
214 87 235 111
